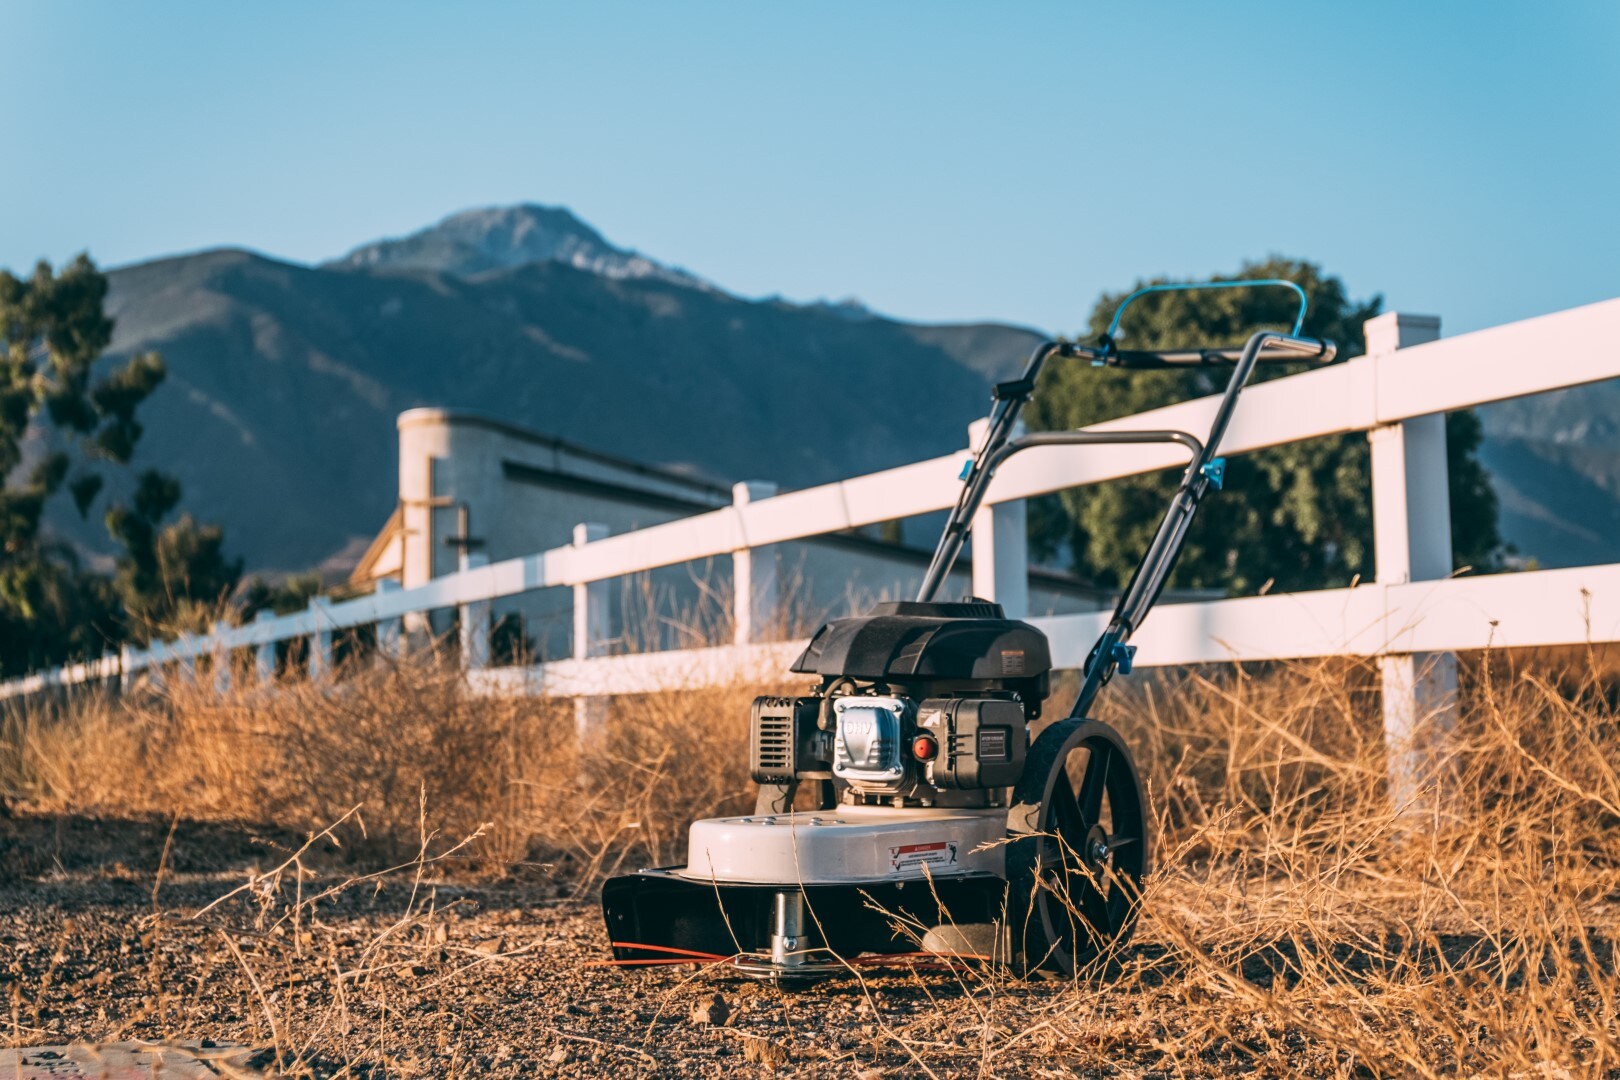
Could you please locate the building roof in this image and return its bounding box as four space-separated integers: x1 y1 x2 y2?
396 407 734 500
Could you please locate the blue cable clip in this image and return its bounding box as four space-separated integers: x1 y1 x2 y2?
1111 642 1137 675
1201 457 1226 490
959 458 974 481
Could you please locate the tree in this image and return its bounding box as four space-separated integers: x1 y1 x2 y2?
0 255 239 674
106 470 242 636
1026 258 1500 595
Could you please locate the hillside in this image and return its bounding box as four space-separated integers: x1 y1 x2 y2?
60 232 1038 575
1475 387 1620 567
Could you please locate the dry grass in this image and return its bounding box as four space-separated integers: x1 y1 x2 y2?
1 651 767 884
3 647 1618 1076
1073 651 1620 1075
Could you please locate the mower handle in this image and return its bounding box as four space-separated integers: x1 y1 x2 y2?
914 420 1210 606
918 302 1337 614
1107 334 1337 368
986 428 1204 476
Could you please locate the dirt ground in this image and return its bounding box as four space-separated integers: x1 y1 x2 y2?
7 809 1620 1078
5 810 1240 1079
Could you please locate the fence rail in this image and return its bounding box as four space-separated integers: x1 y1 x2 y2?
4 297 1619 717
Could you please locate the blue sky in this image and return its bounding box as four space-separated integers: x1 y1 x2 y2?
2 1 1617 336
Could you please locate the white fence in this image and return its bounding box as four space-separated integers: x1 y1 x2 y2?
5 299 1620 746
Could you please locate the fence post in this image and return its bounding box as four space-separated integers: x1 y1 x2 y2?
119 644 135 695
254 610 277 684
967 418 1030 618
375 578 404 663
573 522 611 741
212 620 232 695
459 552 491 672
1365 311 1458 814
148 649 168 695
176 635 196 687
308 598 333 681
732 480 780 644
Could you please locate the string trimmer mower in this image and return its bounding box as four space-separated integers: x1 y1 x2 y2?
602 280 1337 980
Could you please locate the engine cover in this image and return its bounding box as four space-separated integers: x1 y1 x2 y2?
791 600 1051 717
832 696 911 792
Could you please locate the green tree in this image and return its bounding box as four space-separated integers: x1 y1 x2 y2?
1027 258 1500 594
105 470 242 635
0 255 239 674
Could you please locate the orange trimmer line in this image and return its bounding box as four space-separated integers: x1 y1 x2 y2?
582 957 725 968
608 941 729 961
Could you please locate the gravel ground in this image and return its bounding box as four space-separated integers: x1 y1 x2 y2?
9 810 1614 1077
2 811 1182 1078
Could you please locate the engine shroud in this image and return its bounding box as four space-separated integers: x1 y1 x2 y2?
791 600 1052 708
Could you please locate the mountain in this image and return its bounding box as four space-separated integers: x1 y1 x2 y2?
326 204 709 289
36 203 1617 578
1474 385 1620 567
58 232 1038 576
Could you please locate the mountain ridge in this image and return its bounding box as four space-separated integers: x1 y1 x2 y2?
324 203 711 290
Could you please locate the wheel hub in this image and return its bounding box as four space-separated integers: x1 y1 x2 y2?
1086 823 1112 868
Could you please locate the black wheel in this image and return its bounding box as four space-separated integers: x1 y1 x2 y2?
1005 718 1150 975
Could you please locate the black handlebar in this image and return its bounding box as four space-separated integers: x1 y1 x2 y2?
1108 335 1337 369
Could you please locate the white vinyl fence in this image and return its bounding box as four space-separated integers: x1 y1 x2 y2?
6 299 1620 794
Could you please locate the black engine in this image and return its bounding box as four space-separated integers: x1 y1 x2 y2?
749 600 1053 810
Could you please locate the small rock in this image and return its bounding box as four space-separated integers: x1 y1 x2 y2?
921 921 1002 957
690 992 732 1027
548 1046 571 1065
473 936 506 956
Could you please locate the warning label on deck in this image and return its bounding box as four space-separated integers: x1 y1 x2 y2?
889 841 959 873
